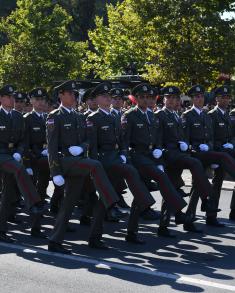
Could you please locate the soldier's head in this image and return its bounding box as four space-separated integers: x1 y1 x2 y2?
110 88 125 110
161 86 180 111
0 85 15 110
147 87 158 111
13 91 27 113
92 82 112 109
174 96 182 112
23 96 33 113
29 88 48 113
82 88 98 111
54 80 77 109
214 85 231 110
132 83 153 111
187 85 205 109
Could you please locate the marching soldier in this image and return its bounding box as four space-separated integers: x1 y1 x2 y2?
182 85 235 229
0 85 46 243
208 85 235 221
109 88 129 209
87 82 155 244
121 83 188 237
46 80 119 254
155 86 220 236
24 87 51 238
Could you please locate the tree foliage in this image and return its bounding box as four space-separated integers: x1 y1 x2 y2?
87 0 235 89
0 0 88 90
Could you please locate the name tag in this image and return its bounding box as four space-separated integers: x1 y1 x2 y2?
33 127 41 131
101 126 109 130
0 125 6 130
64 124 71 127
193 123 201 127
136 123 143 128
167 122 174 126
219 123 225 126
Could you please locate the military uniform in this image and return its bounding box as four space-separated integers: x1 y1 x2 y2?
122 84 187 219
0 85 43 241
24 88 50 201
182 104 235 224
87 87 155 239
155 86 216 230
47 81 119 252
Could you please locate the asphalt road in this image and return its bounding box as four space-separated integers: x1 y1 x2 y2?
0 180 235 293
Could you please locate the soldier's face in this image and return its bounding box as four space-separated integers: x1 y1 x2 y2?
174 98 181 111
147 96 156 110
0 95 14 109
111 96 124 109
136 94 148 109
216 95 231 109
192 94 204 109
59 90 75 107
14 100 25 112
86 98 98 111
96 93 111 108
164 95 177 110
31 97 46 112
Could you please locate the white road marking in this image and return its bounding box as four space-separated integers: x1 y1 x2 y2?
0 242 235 291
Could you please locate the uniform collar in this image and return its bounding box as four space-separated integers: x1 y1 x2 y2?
111 108 120 115
192 105 202 115
33 110 43 117
99 108 111 115
163 107 174 114
60 104 72 114
0 106 12 115
217 106 226 115
137 107 148 114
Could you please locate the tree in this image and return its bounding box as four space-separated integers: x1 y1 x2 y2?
87 0 235 89
0 0 88 90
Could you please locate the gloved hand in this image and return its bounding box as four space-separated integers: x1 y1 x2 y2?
199 144 209 152
157 165 164 172
53 175 65 186
120 155 127 164
152 149 162 159
68 146 83 156
13 152 21 162
223 143 234 149
179 141 188 152
211 164 219 169
26 168 33 176
41 149 48 157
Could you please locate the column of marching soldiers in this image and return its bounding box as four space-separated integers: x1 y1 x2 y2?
0 79 235 254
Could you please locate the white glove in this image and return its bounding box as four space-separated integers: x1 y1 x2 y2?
199 144 209 152
53 175 65 186
68 146 83 156
152 149 162 159
157 165 164 172
211 164 219 169
13 152 21 162
26 168 33 176
179 141 188 152
120 155 127 164
223 143 234 149
41 149 48 157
